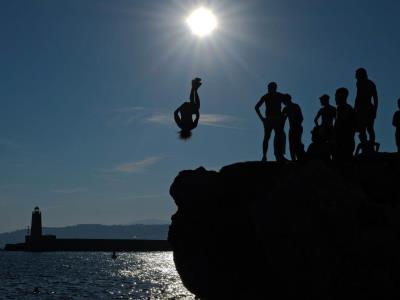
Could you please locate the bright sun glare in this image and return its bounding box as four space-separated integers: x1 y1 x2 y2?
186 7 218 37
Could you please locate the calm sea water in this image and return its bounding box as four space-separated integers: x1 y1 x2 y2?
0 251 194 300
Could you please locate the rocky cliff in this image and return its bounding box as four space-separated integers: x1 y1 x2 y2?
168 153 400 299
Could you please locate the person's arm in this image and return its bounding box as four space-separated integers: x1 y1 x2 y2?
255 97 266 122
393 112 400 127
354 82 360 112
314 110 321 126
372 83 378 118
193 110 200 125
174 106 182 127
299 106 304 124
282 107 288 124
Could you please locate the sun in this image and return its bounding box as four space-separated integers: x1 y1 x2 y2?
186 7 218 37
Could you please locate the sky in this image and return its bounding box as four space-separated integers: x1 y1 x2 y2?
0 0 399 232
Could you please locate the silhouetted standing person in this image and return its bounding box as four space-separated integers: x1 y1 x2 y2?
314 94 336 142
354 68 378 144
393 98 400 153
255 82 287 162
334 88 356 160
174 78 201 139
282 94 304 161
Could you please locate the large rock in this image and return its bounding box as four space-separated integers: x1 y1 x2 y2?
168 154 400 299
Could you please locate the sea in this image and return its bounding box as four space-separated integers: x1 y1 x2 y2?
0 251 194 300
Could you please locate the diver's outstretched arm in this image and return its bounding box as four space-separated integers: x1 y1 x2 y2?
193 111 200 128
174 107 182 128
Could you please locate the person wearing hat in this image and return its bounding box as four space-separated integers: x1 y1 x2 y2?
314 94 336 142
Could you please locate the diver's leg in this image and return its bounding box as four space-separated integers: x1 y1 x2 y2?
189 87 195 104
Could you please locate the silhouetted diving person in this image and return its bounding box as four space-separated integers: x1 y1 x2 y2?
255 82 287 162
174 78 201 139
314 94 336 142
282 94 305 161
334 87 356 160
354 68 378 145
393 98 400 153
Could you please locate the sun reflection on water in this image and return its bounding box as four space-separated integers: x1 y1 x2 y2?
0 251 194 299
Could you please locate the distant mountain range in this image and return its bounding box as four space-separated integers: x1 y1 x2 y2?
0 224 170 249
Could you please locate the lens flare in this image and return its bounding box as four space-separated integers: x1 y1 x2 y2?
186 7 218 37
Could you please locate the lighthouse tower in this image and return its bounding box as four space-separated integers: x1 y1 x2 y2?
30 206 42 240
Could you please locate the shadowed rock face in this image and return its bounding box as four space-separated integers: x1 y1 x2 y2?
168 154 400 299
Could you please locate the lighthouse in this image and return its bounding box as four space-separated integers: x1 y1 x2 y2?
30 206 42 241
23 207 56 246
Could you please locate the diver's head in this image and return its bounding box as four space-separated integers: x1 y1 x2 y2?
179 130 192 140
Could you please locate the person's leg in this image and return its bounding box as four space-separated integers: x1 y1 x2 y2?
295 126 305 160
346 132 356 159
288 128 296 161
273 119 286 161
263 120 272 161
396 128 400 153
358 126 367 144
366 120 375 143
189 87 195 104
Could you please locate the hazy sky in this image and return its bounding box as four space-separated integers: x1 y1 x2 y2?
1 0 399 232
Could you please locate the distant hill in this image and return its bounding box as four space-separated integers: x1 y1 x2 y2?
0 224 170 249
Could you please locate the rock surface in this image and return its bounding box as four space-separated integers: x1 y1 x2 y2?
168 153 400 299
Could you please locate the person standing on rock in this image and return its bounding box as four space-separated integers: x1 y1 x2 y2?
354 68 378 146
314 94 336 142
334 87 356 160
174 78 201 139
255 82 287 162
282 94 305 161
393 98 400 153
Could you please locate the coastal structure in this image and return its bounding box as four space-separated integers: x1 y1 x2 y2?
5 207 171 252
